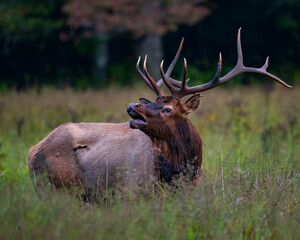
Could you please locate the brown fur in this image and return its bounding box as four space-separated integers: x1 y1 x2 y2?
151 119 202 178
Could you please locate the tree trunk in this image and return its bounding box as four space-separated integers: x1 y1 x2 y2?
94 36 109 87
138 34 162 81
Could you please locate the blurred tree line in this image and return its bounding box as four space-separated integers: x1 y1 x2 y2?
0 0 299 90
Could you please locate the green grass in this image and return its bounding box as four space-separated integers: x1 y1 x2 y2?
0 85 299 239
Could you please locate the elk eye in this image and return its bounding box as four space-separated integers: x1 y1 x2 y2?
163 108 172 113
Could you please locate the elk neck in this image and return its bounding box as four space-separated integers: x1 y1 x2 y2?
150 118 202 174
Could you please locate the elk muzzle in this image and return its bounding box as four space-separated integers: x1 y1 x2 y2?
127 103 147 129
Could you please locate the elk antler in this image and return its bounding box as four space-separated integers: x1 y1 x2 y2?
136 38 184 96
136 55 164 97
160 28 292 99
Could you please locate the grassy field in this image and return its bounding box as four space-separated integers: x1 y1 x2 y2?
0 84 299 239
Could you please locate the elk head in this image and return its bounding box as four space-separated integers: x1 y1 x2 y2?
127 95 200 138
127 28 291 183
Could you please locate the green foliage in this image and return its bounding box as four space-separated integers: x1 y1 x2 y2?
0 86 299 239
0 0 64 42
108 60 136 86
0 80 8 92
73 37 100 57
0 144 6 177
1 0 300 89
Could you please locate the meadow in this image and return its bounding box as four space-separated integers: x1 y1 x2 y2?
0 84 299 239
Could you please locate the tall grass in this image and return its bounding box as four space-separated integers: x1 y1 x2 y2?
0 85 299 239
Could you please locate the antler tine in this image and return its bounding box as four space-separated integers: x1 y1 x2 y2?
160 58 193 99
209 52 222 84
143 55 164 97
156 38 184 88
262 56 269 70
160 60 177 96
136 56 164 97
181 58 188 91
136 56 155 91
171 28 292 98
236 27 244 67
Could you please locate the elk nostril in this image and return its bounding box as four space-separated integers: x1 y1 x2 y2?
128 103 135 108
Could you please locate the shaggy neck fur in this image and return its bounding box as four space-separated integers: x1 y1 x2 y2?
149 118 202 177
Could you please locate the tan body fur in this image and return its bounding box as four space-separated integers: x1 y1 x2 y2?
28 122 156 193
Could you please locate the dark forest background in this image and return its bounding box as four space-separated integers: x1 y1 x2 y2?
0 0 299 90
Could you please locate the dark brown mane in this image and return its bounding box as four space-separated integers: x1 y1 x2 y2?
150 118 202 181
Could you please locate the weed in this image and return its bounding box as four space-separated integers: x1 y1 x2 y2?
0 85 299 239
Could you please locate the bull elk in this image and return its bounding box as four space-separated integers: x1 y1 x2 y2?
28 29 291 199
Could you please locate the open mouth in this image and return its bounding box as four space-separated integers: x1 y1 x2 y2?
127 104 147 129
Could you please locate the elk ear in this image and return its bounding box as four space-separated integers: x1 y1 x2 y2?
139 98 152 104
183 94 200 114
